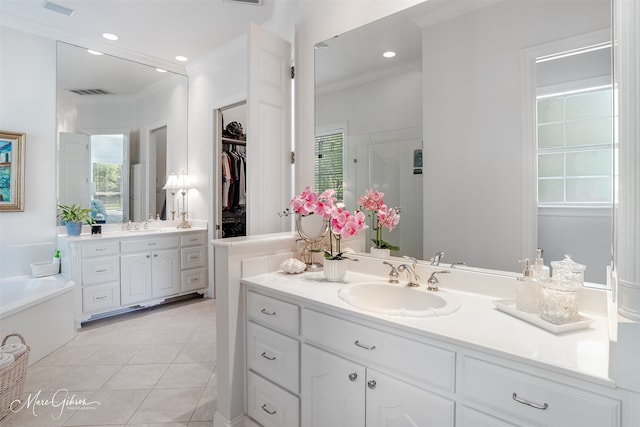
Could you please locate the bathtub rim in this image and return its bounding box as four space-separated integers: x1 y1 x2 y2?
0 274 75 320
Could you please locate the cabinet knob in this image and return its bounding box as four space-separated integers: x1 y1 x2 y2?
348 373 358 382
153 253 158 257
367 380 377 389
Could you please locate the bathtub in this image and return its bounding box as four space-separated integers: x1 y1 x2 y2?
0 275 76 365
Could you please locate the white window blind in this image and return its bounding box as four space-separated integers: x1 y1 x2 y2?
315 129 344 200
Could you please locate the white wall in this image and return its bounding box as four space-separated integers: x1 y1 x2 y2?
0 27 58 278
421 0 611 272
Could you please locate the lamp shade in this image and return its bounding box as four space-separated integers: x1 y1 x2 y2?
176 173 193 190
162 173 181 190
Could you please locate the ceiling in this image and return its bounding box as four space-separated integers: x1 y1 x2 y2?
0 0 277 72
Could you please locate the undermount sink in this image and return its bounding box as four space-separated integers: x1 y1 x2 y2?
338 282 461 317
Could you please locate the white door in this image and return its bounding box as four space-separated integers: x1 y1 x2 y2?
151 248 180 298
120 253 152 305
58 132 91 209
247 22 291 235
301 344 365 427
365 369 455 427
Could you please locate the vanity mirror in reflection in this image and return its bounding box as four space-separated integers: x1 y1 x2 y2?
296 213 329 271
314 0 613 284
56 42 188 225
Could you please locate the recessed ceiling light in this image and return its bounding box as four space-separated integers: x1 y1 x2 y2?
175 56 188 62
383 51 396 58
87 50 103 56
156 68 168 73
102 33 119 41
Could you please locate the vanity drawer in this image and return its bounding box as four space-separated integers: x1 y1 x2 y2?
247 291 300 336
181 246 205 269
302 308 455 393
82 241 119 257
121 236 179 253
460 356 620 427
181 268 206 292
82 256 119 285
181 233 205 247
82 282 120 313
248 321 299 394
247 371 299 427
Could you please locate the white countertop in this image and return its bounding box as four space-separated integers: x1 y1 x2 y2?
242 269 614 387
58 225 207 242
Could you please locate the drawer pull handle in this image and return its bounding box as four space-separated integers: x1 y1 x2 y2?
367 380 377 389
261 404 276 415
146 254 151 258
96 248 106 251
190 277 199 282
189 255 199 260
96 269 107 273
348 373 358 382
354 340 376 350
147 242 157 246
95 296 107 301
153 253 158 257
512 393 549 410
260 308 276 316
261 352 276 361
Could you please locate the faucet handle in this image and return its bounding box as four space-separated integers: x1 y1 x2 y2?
382 261 399 284
427 270 450 291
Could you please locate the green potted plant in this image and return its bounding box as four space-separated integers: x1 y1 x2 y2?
57 204 95 236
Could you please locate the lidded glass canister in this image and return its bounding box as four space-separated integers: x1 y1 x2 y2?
550 255 586 287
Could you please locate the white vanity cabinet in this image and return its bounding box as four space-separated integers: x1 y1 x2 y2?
301 344 453 427
120 236 180 304
58 228 207 325
80 240 121 314
459 356 621 427
243 279 630 427
180 233 207 292
246 291 300 427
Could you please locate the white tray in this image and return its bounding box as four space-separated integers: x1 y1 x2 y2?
493 299 594 334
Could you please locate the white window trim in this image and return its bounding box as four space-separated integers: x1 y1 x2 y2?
520 29 612 261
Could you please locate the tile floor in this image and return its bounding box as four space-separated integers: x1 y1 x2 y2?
2 297 217 427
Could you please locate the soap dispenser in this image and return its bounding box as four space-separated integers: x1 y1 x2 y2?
516 258 540 314
532 248 550 280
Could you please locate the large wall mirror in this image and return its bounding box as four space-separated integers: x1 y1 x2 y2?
56 42 188 224
315 0 614 285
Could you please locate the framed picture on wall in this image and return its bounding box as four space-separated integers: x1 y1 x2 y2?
0 131 25 212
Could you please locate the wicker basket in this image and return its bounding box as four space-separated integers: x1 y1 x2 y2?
0 333 30 420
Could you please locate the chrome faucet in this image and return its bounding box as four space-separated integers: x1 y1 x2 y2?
427 270 450 291
430 251 445 266
397 257 420 287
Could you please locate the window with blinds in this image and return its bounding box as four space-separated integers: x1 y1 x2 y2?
537 86 614 206
315 129 344 201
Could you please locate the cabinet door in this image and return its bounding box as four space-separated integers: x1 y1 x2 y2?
301 344 365 427
366 369 455 427
121 253 152 305
152 248 180 298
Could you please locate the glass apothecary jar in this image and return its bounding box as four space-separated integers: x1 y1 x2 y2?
540 278 580 324
550 255 586 287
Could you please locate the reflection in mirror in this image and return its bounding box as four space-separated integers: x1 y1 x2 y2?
56 42 188 224
315 0 613 284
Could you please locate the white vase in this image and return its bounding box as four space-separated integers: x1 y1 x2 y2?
323 259 347 282
370 247 391 259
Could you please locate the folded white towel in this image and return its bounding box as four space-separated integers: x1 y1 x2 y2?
0 343 27 359
0 352 15 371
